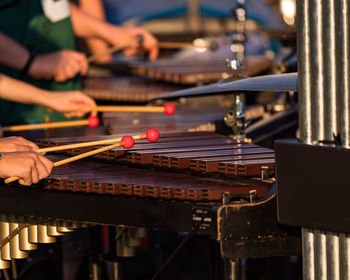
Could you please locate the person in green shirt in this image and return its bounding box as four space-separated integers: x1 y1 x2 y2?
0 0 158 125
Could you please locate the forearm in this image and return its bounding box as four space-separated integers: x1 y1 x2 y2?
0 32 29 71
0 74 51 107
74 0 112 62
69 4 127 45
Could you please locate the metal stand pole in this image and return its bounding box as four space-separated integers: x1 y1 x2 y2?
89 262 100 280
226 259 242 280
109 261 121 280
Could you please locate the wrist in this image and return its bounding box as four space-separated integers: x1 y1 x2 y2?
100 24 127 46
33 89 53 109
21 50 37 75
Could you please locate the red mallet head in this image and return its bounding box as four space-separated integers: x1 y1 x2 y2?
146 128 160 142
164 103 176 116
121 135 135 149
88 116 100 128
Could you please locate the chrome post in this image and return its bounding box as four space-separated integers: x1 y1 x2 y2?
298 0 350 278
340 233 350 280
322 0 338 140
297 0 312 143
315 230 327 279
327 232 340 280
336 0 350 148
309 0 324 142
226 259 242 280
302 228 315 280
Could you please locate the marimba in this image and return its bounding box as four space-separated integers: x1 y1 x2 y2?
0 98 301 279
0 128 301 274
127 57 271 85
83 75 185 103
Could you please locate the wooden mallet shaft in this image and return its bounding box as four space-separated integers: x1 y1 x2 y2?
37 136 125 153
5 134 145 184
92 105 164 113
2 116 100 132
3 120 89 132
92 104 176 115
87 36 201 64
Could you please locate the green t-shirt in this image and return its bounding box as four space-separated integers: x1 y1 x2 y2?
0 0 80 125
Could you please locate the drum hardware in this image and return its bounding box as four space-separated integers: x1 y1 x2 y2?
226 0 246 77
224 93 247 139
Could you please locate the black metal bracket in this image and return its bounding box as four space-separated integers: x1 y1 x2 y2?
217 192 300 259
275 139 350 233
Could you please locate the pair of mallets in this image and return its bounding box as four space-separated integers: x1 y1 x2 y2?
4 128 160 184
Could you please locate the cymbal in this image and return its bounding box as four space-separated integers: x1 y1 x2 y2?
156 73 298 100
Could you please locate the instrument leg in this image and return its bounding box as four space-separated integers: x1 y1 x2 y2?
89 262 100 280
88 226 102 280
109 261 121 280
226 258 242 280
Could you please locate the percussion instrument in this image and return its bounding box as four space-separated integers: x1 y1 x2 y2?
128 56 271 85
0 104 301 276
83 76 185 102
156 72 298 100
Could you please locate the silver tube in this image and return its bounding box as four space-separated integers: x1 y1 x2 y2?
322 0 338 140
57 227 73 233
19 226 37 251
37 225 56 244
336 0 350 147
116 227 134 257
127 228 140 247
327 232 340 280
340 233 350 280
28 225 38 243
0 256 9 270
0 222 10 261
9 223 28 259
297 0 312 143
302 228 315 280
315 230 327 279
309 0 325 141
47 226 63 237
135 227 147 238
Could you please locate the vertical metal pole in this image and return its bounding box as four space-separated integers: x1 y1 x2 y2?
336 0 350 148
302 228 315 280
226 259 242 280
309 0 325 142
340 233 350 280
335 1 350 279
298 1 315 278
327 232 340 280
315 230 327 279
322 0 338 140
298 0 350 278
109 261 121 280
297 0 312 143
